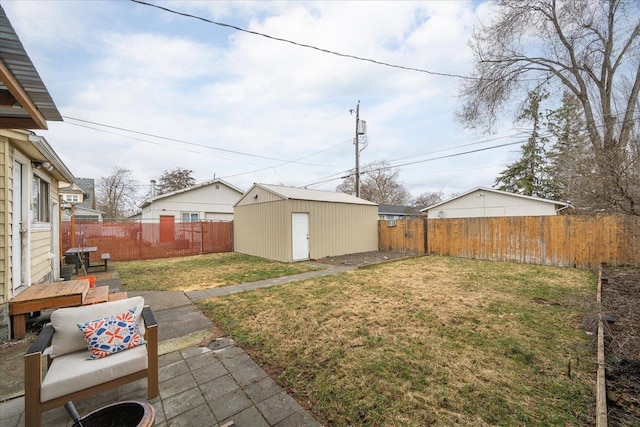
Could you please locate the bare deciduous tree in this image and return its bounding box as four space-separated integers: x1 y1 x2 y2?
458 0 640 215
412 191 444 211
156 167 196 196
337 161 412 205
96 166 139 219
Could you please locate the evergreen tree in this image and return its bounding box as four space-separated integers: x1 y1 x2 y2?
544 92 593 207
494 89 555 198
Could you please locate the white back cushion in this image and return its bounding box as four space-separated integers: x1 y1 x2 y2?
49 296 145 358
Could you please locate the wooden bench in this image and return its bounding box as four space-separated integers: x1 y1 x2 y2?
89 253 110 272
101 253 110 271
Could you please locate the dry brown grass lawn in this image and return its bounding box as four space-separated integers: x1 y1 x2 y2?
199 255 597 426
115 252 320 292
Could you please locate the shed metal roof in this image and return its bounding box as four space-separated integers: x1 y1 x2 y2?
256 184 377 205
0 5 62 129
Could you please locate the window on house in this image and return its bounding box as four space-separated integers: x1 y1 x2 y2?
181 212 199 222
32 175 50 222
65 194 79 202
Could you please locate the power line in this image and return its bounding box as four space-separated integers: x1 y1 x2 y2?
63 116 331 167
299 138 530 188
384 130 531 164
301 115 640 188
62 116 354 183
129 0 477 80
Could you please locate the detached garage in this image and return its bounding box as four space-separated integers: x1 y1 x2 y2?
234 184 378 262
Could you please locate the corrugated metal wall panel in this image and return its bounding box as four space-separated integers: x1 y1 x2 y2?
235 199 378 262
234 200 291 261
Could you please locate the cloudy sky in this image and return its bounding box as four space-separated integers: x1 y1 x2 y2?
4 0 526 200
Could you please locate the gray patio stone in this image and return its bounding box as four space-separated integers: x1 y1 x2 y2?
162 386 207 420
221 352 259 373
159 371 196 400
118 377 147 396
181 345 211 359
192 359 229 385
1 413 21 427
119 379 150 401
166 403 216 427
231 363 269 387
274 410 322 427
185 350 217 371
215 345 245 358
208 388 253 421
244 376 283 404
222 405 270 427
73 388 118 414
153 304 212 342
0 395 24 418
256 391 305 426
41 405 71 426
159 359 190 382
159 349 184 366
153 399 166 425
201 374 239 402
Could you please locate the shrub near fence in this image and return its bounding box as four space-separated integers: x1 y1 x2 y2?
62 220 233 262
379 215 640 269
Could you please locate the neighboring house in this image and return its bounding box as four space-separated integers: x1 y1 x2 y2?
0 6 74 340
60 178 103 221
234 184 378 262
139 178 244 244
378 204 421 220
61 205 104 222
421 187 571 219
59 178 95 210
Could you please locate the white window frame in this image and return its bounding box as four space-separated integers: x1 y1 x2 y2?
32 171 51 225
181 212 199 222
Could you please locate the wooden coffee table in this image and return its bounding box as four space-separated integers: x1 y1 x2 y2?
9 279 109 339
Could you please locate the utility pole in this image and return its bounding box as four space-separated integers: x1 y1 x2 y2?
354 100 361 198
350 100 367 198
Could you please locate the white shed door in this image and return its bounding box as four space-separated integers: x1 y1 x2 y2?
292 213 309 261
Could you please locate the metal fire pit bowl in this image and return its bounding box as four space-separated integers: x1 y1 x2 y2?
68 401 154 427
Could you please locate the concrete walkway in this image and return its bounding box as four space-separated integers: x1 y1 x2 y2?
0 262 355 427
185 262 354 301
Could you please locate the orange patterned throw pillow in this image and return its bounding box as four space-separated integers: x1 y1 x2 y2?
77 308 146 360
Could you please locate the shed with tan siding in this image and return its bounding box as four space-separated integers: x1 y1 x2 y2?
234 184 378 262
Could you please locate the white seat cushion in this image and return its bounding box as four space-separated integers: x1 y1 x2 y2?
40 345 148 403
50 296 145 358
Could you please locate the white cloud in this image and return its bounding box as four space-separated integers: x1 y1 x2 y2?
3 0 521 200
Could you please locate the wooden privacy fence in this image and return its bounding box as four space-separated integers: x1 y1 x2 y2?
378 219 426 254
379 215 640 269
62 220 233 262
